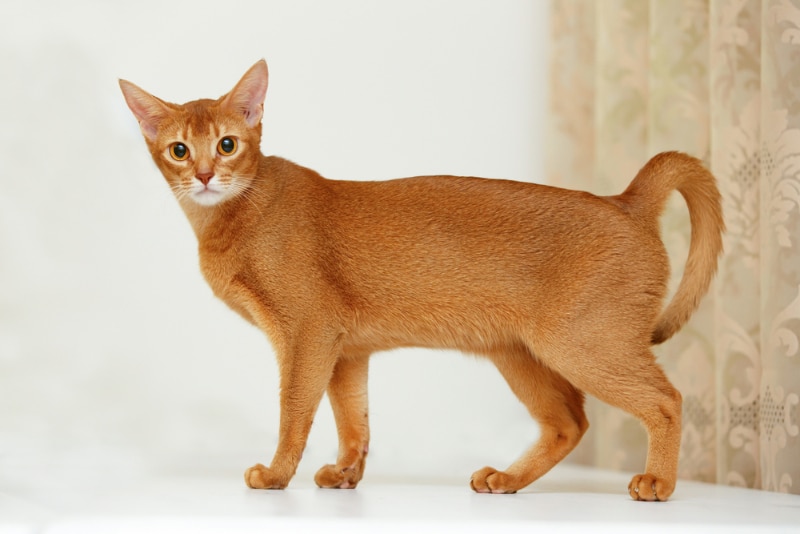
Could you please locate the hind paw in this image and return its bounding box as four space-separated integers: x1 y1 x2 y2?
628 473 674 501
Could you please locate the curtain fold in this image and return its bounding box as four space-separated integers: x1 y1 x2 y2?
548 0 800 493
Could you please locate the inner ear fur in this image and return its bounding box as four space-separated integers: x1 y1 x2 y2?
220 59 269 128
119 79 172 141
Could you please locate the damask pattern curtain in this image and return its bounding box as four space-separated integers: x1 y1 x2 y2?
548 0 800 493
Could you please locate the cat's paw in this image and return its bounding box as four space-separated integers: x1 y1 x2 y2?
244 463 288 490
314 460 365 489
628 473 674 502
469 467 519 494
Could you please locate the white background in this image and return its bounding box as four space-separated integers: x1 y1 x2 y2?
0 1 548 485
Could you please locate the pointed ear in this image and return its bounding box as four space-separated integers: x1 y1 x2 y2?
118 79 171 141
220 59 269 127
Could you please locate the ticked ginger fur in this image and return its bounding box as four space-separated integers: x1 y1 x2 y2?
119 59 724 501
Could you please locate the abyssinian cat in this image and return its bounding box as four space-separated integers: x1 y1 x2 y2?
119 59 724 501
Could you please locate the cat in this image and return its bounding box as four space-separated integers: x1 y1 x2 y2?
119 59 724 501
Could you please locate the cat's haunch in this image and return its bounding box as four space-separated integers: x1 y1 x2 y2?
120 60 724 501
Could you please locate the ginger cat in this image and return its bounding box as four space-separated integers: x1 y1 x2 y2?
119 59 724 501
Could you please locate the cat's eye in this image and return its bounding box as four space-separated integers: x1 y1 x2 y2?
169 142 190 161
217 137 238 156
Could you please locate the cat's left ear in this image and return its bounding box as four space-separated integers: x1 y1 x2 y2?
221 59 269 128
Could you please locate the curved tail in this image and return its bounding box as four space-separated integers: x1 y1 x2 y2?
616 151 725 345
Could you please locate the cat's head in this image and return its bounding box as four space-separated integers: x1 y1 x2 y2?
119 60 268 207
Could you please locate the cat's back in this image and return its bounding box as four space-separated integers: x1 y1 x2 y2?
325 172 625 241
253 158 654 264
259 157 614 226
317 171 655 282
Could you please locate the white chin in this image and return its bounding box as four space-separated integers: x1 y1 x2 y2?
191 190 227 206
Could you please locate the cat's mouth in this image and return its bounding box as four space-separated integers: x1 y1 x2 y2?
190 182 227 206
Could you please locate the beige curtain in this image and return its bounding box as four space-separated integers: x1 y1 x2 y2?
548 0 800 493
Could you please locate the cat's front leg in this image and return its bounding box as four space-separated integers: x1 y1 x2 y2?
314 353 370 489
245 338 339 490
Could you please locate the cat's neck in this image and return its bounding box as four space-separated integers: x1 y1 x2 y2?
178 199 237 246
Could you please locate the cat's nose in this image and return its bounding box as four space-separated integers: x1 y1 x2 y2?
195 172 215 185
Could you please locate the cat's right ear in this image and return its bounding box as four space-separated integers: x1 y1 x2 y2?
118 79 171 141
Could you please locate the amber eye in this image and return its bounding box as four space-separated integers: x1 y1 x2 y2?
169 142 189 161
217 137 238 156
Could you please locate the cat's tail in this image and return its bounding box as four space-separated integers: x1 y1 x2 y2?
616 151 725 345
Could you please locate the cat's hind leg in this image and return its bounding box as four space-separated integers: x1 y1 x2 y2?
314 352 371 489
542 338 682 501
562 349 681 501
470 347 588 494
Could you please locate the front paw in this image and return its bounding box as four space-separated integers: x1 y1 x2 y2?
245 463 288 490
470 467 519 494
314 461 364 489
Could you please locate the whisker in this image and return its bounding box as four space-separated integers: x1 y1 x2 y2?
168 183 193 203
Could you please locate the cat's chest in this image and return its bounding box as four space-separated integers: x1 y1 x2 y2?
198 248 261 324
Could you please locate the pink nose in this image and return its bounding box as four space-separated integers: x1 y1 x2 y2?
196 172 214 185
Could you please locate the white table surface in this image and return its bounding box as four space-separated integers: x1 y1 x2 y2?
3 458 799 534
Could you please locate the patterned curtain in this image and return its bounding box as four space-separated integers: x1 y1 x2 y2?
548 0 800 493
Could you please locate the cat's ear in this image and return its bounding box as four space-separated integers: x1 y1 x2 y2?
221 59 269 128
118 79 172 141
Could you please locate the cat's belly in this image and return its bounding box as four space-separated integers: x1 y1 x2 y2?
343 295 541 355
